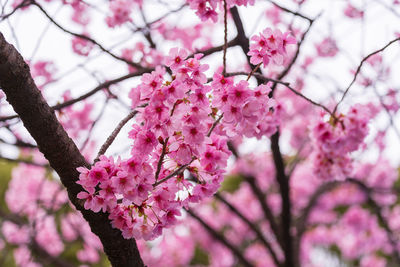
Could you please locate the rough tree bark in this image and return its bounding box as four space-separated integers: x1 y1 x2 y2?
0 32 145 267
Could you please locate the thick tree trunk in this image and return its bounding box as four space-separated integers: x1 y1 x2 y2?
0 32 144 267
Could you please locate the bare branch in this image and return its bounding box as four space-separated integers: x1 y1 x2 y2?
265 0 313 23
32 1 145 70
333 37 400 114
95 105 146 162
0 69 149 122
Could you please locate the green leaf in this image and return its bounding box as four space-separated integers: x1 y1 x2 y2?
190 244 209 266
219 174 243 193
0 159 17 211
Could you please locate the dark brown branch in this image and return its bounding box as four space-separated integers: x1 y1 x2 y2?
0 69 149 122
186 208 254 267
244 175 282 248
0 32 144 267
215 192 282 267
207 113 223 137
230 7 295 266
191 38 239 58
271 132 294 267
155 137 169 181
226 142 283 249
153 160 193 187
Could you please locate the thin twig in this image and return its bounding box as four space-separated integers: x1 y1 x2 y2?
153 160 193 187
190 38 238 58
246 63 261 81
95 106 146 162
207 113 223 137
0 0 30 20
333 37 400 115
80 99 109 151
155 137 169 181
0 70 149 122
265 0 313 23
0 155 48 167
227 72 334 116
32 1 145 70
222 0 228 75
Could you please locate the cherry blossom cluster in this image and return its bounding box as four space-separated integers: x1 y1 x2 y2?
72 34 94 56
58 90 94 143
248 27 296 67
2 163 103 266
315 37 338 58
30 60 57 90
187 0 255 22
344 4 364 19
77 50 231 240
76 34 291 240
105 0 142 28
157 22 210 51
66 0 91 26
211 73 281 139
311 104 371 180
121 42 164 72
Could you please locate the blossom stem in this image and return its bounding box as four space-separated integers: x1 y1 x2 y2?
155 137 169 181
153 159 194 187
246 63 262 81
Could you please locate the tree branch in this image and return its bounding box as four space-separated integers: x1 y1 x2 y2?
271 132 294 267
0 69 149 122
186 208 254 267
244 175 283 248
215 192 282 267
32 1 145 70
